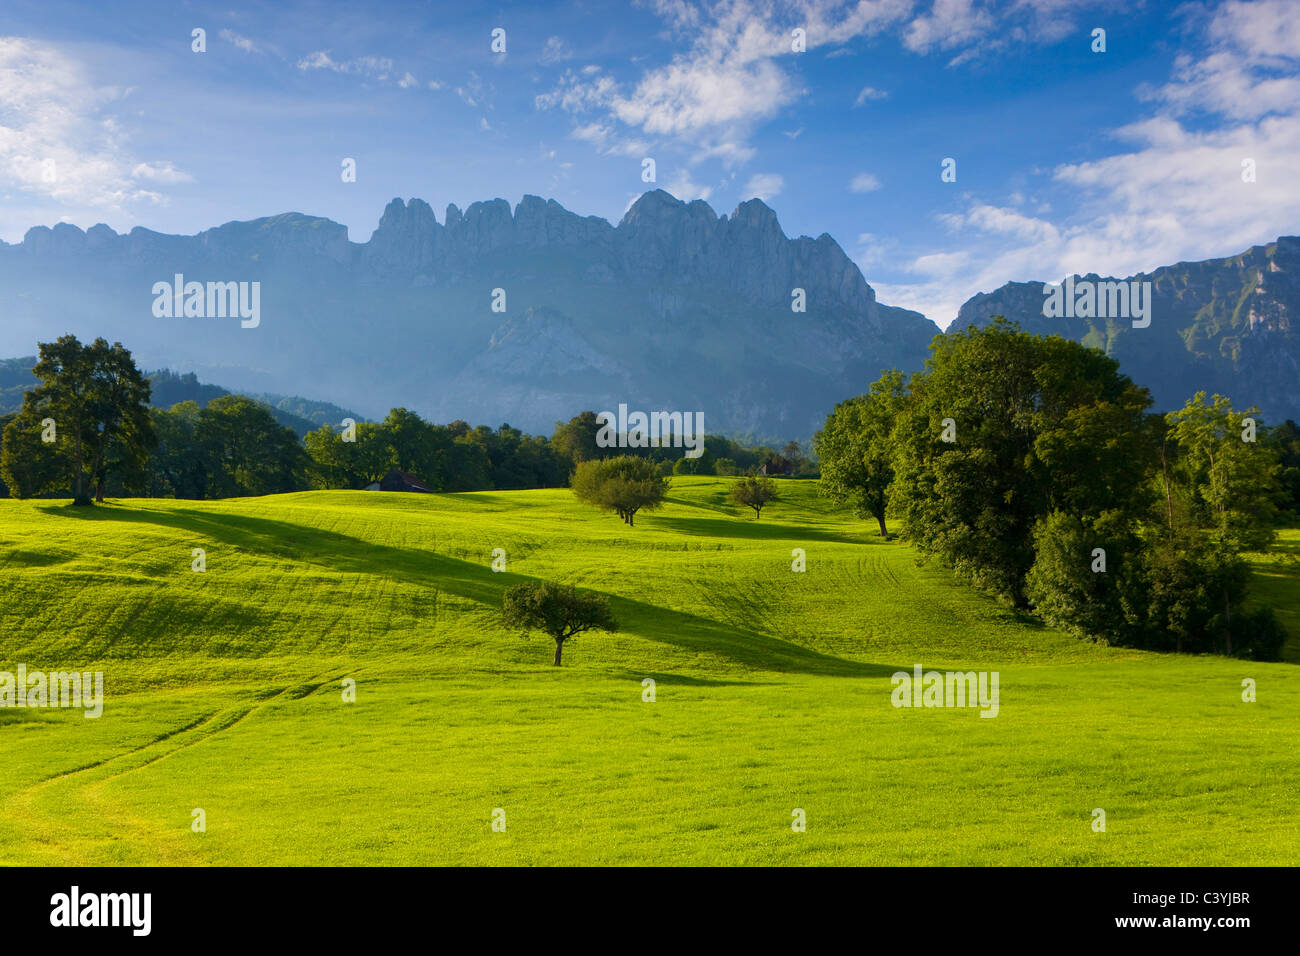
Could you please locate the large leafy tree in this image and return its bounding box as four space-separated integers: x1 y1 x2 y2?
9 336 155 505
1138 531 1283 659
1265 419 1300 518
1166 392 1282 552
304 420 392 488
303 412 508 492
383 407 439 476
147 402 208 498
1153 394 1287 656
303 423 349 489
551 411 604 468
443 429 494 491
197 395 306 497
0 412 67 498
815 369 908 536
891 319 1155 605
1025 509 1147 645
0 412 14 497
472 422 568 490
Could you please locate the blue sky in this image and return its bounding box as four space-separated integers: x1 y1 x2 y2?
2 0 1297 325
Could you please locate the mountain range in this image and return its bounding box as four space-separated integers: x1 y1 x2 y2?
1 191 1295 436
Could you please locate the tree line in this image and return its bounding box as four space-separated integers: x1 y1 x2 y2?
550 410 811 477
0 335 791 502
815 318 1300 660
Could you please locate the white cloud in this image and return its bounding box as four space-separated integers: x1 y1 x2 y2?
853 85 887 106
744 172 783 200
665 170 712 202
940 203 1059 244
543 0 1120 165
350 56 393 78
131 162 193 184
399 72 418 89
903 0 996 54
539 0 1139 176
904 0 1125 66
569 121 651 157
692 139 755 166
571 122 609 145
0 37 186 214
1204 0 1300 60
850 171 882 193
611 56 795 136
455 71 492 108
539 36 573 66
296 50 336 70
537 0 911 163
534 70 617 112
296 51 394 80
875 0 1300 326
910 249 971 278
1140 0 1300 121
218 30 259 54
854 232 895 271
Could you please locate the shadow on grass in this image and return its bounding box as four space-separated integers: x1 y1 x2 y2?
37 502 895 678
648 513 867 545
1266 537 1300 558
990 607 1048 629
609 670 780 688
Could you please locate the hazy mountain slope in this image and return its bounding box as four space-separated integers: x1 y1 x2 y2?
5 192 1294 433
0 191 939 436
0 361 357 437
954 237 1300 423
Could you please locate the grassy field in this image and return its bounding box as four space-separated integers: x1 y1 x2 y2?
0 477 1296 865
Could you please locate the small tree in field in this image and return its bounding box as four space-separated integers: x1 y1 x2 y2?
731 475 779 519
502 581 618 666
571 455 668 526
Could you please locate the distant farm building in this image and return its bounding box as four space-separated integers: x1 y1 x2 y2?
758 456 795 476
365 469 432 493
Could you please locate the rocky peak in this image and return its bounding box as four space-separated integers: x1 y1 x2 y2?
21 223 87 256
613 190 875 314
512 194 612 247
86 223 120 250
617 189 685 229
451 198 514 254
189 213 351 266
364 199 438 275
728 198 782 234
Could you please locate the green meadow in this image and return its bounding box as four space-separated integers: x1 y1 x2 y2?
0 477 1296 865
